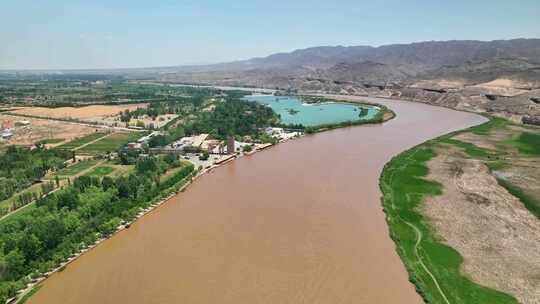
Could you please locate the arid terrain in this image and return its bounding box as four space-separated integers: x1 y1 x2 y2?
125 113 178 128
420 121 540 304
424 148 540 304
11 104 147 122
0 114 101 146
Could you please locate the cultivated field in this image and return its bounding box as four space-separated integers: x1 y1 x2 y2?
57 132 108 150
55 160 99 178
77 132 141 154
10 104 147 123
0 114 101 146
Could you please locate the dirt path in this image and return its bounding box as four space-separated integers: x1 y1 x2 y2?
404 221 451 304
386 148 452 304
73 134 111 151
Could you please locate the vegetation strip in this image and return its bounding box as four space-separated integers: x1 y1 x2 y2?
0 154 196 303
380 117 522 304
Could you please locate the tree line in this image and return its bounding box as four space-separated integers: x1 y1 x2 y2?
0 155 195 302
0 146 71 203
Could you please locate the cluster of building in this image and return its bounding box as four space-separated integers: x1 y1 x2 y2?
172 134 209 151
137 131 162 145
264 127 302 141
127 127 302 166
147 134 240 156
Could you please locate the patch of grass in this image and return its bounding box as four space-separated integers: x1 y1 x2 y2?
469 117 508 135
38 138 65 144
107 165 134 178
486 160 506 171
381 142 518 304
495 178 540 219
57 132 106 150
56 160 98 177
18 285 42 304
440 138 492 158
78 132 141 154
85 166 114 177
508 132 540 156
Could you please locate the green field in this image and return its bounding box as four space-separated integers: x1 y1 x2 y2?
439 138 493 158
78 132 140 154
380 119 519 304
38 138 65 144
469 117 508 135
56 160 98 177
57 132 107 150
85 165 114 177
508 132 540 156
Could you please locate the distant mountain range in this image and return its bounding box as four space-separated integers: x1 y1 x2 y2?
155 38 540 87
150 39 540 122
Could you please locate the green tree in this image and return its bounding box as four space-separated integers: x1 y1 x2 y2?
57 189 79 210
4 250 25 280
55 175 60 188
199 150 209 160
18 234 42 261
99 217 121 236
101 176 114 191
148 135 168 148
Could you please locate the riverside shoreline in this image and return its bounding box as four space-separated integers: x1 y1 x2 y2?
13 96 394 304
26 95 486 304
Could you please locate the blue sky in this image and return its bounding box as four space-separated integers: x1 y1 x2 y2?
1 0 539 69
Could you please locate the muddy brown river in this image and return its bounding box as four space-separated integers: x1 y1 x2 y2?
29 97 487 304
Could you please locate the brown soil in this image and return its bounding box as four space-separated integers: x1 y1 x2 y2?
452 129 515 151
11 104 147 120
494 158 540 203
0 114 100 146
423 147 540 303
382 111 395 121
472 79 529 97
127 114 178 128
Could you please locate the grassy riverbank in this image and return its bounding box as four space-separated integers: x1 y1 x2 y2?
380 117 523 304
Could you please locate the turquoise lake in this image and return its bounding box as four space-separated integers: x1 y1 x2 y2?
243 95 379 126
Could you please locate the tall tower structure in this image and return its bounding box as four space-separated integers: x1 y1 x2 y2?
227 136 235 154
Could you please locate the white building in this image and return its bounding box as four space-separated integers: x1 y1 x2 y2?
1 130 13 139
172 137 195 150
172 134 209 150
137 131 162 144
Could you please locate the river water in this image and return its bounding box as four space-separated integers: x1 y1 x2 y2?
29 96 486 304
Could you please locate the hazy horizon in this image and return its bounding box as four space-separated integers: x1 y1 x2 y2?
2 0 540 70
